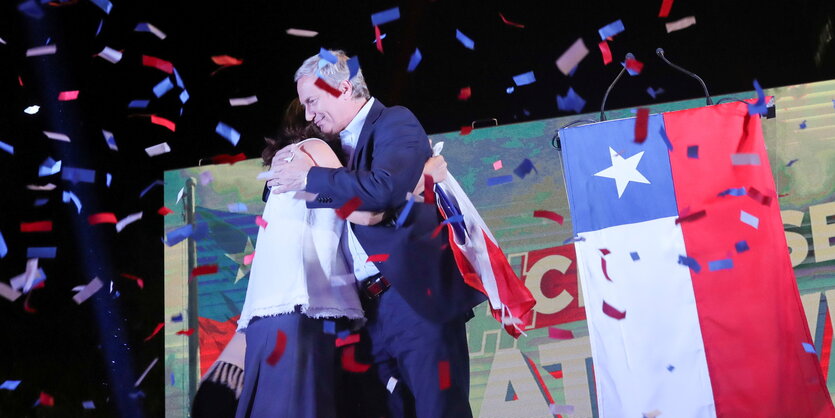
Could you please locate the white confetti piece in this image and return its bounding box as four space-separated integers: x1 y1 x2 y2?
731 153 761 166
386 377 398 393
43 131 70 142
116 212 143 233
740 210 759 229
229 95 258 106
72 277 103 304
26 45 57 57
135 358 159 387
556 38 589 76
0 282 22 302
286 28 318 37
97 46 122 63
145 142 171 157
665 16 696 33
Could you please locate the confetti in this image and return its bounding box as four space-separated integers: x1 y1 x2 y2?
786 159 799 167
395 196 415 228
647 87 665 99
57 90 79 101
145 142 171 157
215 122 241 146
20 221 52 232
548 327 574 339
176 328 195 336
43 131 70 142
747 79 767 116
598 19 625 39
550 404 575 415
600 251 613 282
799 120 807 129
459 126 473 135
266 330 287 366
62 166 95 184
341 345 371 372
255 215 268 229
498 12 524 28
455 29 475 50
371 7 400 26
438 361 451 390
687 145 699 159
625 57 644 76
24 105 40 114
740 210 759 229
665 16 696 33
492 160 502 170
387 377 398 393
97 46 122 63
423 174 435 204
731 153 761 166
335 197 363 219
487 175 513 186
675 209 706 224
165 224 194 246
374 26 384 53
602 301 626 320
134 358 158 387
128 99 149 109
88 213 117 225
557 87 586 113
335 333 361 348
211 55 243 66
17 0 43 19
229 96 258 106
82 401 95 410
286 28 318 37
62 191 81 213
658 125 673 150
89 0 112 14
708 258 733 271
746 187 772 206
556 38 589 76
135 22 166 39
116 212 143 232
27 247 56 259
226 203 247 213
39 392 54 407
735 240 749 253
72 277 103 304
678 255 701 273
506 86 514 94
598 40 612 65
26 45 57 57
142 55 173 74
457 87 471 101
323 320 336 335
0 282 22 302
407 48 422 72
802 342 817 354
243 252 255 265
366 254 390 264
150 115 176 131
0 381 21 391
717 187 746 197
512 159 536 179
191 264 218 278
630 251 640 261
658 0 674 17
211 153 246 165
634 108 650 143
314 77 342 97
153 77 174 98
120 273 144 289
347 56 360 79
513 71 536 86
171 313 183 322
0 230 6 258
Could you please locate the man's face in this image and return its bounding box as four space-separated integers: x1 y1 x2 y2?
296 75 354 134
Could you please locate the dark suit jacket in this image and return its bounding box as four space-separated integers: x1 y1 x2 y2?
305 99 485 323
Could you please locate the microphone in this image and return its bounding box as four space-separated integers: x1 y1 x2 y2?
599 53 632 121
656 48 713 105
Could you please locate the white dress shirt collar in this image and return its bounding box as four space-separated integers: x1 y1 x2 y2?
339 97 376 151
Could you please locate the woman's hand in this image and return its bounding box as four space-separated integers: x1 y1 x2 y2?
347 211 385 226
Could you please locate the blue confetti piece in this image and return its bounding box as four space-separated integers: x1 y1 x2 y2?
667 365 675 372
89 0 113 14
747 79 767 116
718 187 746 197
62 191 82 213
370 7 400 26
318 48 338 64
513 71 536 86
556 87 585 113
347 56 360 79
216 122 241 146
34 198 48 207
442 214 464 226
455 29 475 50
38 157 61 177
165 224 194 247
786 159 799 167
323 320 336 335
802 342 817 354
171 313 183 322
0 140 14 155
153 77 174 98
708 258 733 271
170 373 175 386
128 99 150 109
598 19 625 40
562 236 586 245
678 255 701 273
407 48 422 72
140 179 164 198
647 87 664 99
128 391 145 400
18 0 44 19
735 240 749 253
106 173 112 187
0 380 21 390
506 86 515 94
95 19 103 36
513 158 537 179
799 120 807 129
336 329 351 340
630 252 640 261
103 130 117 150
0 230 7 258
179 89 189 104
27 246 56 259
173 68 184 88
62 166 96 184
687 145 699 159
395 196 415 229
658 126 673 151
487 175 513 186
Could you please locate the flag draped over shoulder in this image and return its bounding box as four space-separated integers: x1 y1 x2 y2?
559 101 833 417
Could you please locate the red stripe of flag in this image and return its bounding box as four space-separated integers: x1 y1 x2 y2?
634 108 650 143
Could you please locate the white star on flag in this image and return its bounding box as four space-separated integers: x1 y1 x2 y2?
594 147 650 198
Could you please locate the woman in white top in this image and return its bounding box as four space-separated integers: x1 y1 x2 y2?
235 99 445 418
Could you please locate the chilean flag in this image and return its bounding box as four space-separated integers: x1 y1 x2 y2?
559 102 833 417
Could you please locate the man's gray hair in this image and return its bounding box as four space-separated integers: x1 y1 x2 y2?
294 50 370 100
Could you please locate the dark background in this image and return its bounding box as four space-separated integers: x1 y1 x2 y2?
0 0 833 416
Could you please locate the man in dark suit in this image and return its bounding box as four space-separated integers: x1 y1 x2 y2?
269 49 485 417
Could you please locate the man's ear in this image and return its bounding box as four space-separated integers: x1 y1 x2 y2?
339 80 353 99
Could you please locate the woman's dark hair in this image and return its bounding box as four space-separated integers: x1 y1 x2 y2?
261 98 344 166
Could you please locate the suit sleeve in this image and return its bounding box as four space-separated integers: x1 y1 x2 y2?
306 107 430 212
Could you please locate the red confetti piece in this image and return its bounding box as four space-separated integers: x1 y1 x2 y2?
266 330 287 366
457 86 472 101
57 90 79 101
18 75 24 86
431 223 445 239
747 187 772 206
158 206 173 216
634 108 649 143
778 193 790 198
142 55 174 74
548 327 575 340
176 328 195 336
459 126 473 136
438 361 451 390
88 213 118 225
120 273 145 289
366 254 390 263
374 25 384 53
24 291 37 313
39 392 54 407
314 77 342 98
191 264 219 278
243 252 255 265
211 153 247 165
533 210 564 225
20 221 53 232
150 115 176 132
341 345 371 373
675 209 706 224
255 215 268 229
498 12 525 28
598 41 612 65
625 57 644 74
600 256 613 282
211 55 243 66
335 333 361 348
423 174 436 205
658 0 674 17
335 197 363 219
602 301 626 320
144 322 165 342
